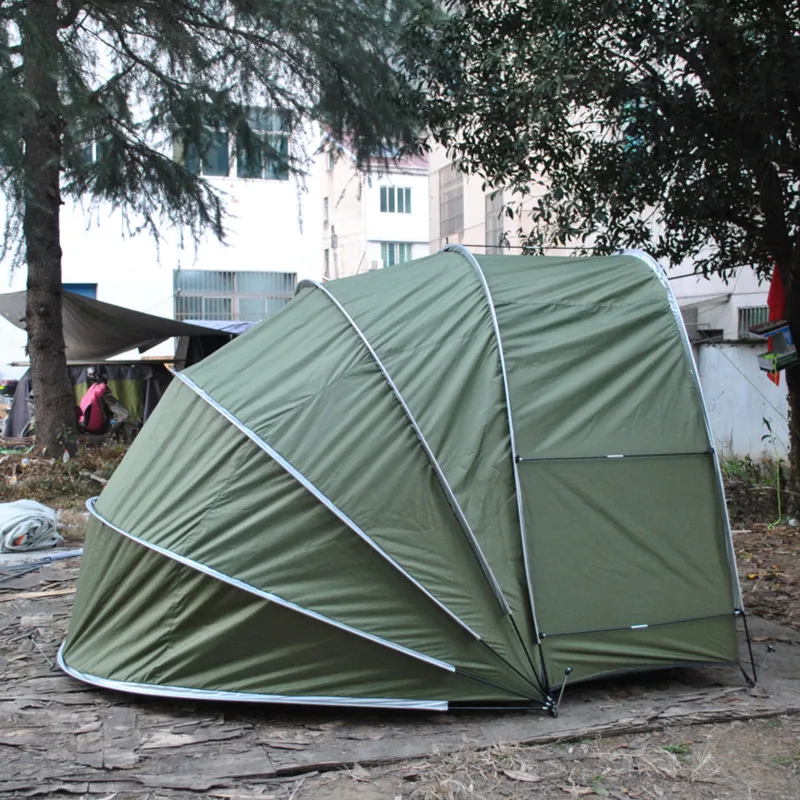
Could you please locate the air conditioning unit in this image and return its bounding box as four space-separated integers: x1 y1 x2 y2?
370 260 382 271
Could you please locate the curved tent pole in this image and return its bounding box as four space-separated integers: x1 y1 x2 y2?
442 244 542 644
83 497 456 673
296 278 512 617
169 369 483 643
620 249 744 613
58 644 449 711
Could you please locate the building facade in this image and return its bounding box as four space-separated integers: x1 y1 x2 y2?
320 138 430 280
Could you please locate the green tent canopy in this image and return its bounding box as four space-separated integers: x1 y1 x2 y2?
59 248 748 712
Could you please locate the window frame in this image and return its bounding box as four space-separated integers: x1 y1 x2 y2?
380 242 413 267
737 306 770 339
439 164 464 237
174 269 297 322
380 185 412 214
485 190 505 254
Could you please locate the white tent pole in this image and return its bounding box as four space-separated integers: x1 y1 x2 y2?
442 245 543 645
58 644 449 711
296 278 512 617
169 369 483 642
84 497 456 673
621 249 744 612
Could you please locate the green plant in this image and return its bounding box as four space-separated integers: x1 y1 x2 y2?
721 456 758 483
662 742 692 760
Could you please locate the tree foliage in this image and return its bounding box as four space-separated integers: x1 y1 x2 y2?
0 0 431 454
405 0 800 281
1 0 429 255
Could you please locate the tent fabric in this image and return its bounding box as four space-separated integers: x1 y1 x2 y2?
0 291 213 361
59 248 744 711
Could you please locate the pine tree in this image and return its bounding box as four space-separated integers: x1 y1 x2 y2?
1 0 427 453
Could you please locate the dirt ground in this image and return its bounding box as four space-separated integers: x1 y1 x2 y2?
293 717 800 800
0 453 799 799
1 443 125 512
736 523 800 632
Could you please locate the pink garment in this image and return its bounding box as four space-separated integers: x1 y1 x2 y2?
79 383 109 433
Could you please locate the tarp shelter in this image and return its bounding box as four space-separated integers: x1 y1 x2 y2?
0 293 254 436
0 290 214 361
60 248 748 712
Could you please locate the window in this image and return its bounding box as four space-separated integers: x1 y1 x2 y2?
380 186 411 214
738 306 770 339
323 197 329 226
681 307 699 341
485 190 504 254
175 108 290 180
174 270 296 321
236 108 290 181
381 242 412 267
63 283 97 299
327 149 335 171
79 139 110 166
184 131 230 177
324 249 330 279
439 163 463 238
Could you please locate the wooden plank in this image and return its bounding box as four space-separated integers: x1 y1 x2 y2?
0 588 75 602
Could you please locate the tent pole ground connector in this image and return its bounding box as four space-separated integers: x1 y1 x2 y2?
548 667 573 718
758 645 776 675
736 609 758 687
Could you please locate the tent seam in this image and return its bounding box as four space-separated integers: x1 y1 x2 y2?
442 245 542 646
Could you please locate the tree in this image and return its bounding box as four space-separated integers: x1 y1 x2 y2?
405 0 800 493
1 0 428 454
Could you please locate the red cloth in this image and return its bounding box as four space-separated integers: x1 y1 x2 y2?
766 267 786 385
79 383 109 433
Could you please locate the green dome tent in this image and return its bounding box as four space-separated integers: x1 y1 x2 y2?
59 248 749 712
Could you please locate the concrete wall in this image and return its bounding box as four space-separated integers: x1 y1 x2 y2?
670 267 769 340
697 342 788 460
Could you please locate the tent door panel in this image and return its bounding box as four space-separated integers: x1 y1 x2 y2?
519 455 739 677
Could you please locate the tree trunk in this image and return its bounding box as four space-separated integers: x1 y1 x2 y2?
781 260 800 517
784 366 800 515
21 0 77 455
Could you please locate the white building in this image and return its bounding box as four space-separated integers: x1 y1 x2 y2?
319 138 430 279
0 117 323 380
2 126 789 462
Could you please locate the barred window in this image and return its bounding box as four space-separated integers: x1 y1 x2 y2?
439 164 463 238
174 270 296 321
485 190 504 254
738 306 770 339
